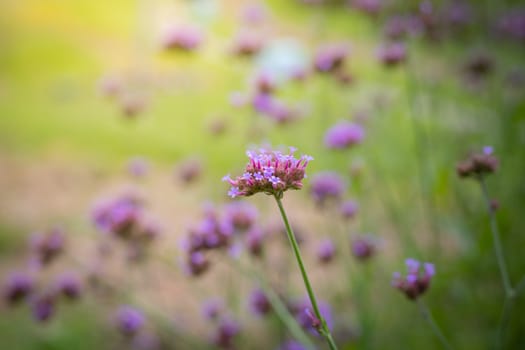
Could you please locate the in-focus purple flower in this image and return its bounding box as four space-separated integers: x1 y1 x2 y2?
313 43 349 73
248 288 272 316
351 236 376 261
340 200 359 219
212 317 241 349
31 293 55 323
162 26 204 52
30 228 65 266
202 298 224 321
116 306 145 336
377 42 407 67
3 271 34 305
324 121 365 149
392 258 435 300
310 172 346 206
317 238 336 263
223 147 313 199
456 146 498 178
55 273 83 300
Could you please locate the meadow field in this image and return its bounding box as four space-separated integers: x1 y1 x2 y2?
1 1 524 349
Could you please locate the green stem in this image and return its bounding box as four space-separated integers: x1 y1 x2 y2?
478 177 513 297
226 258 316 350
417 299 453 350
274 195 339 350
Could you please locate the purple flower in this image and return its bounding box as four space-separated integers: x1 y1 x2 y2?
240 3 268 25
377 42 407 67
127 157 149 178
31 293 55 323
202 298 224 321
291 298 333 335
457 146 498 178
223 147 313 199
212 317 240 349
184 251 210 277
245 226 266 257
55 273 83 300
176 157 203 184
162 26 204 51
248 288 272 316
351 236 376 261
3 271 33 305
392 258 435 300
313 43 349 73
324 121 365 149
231 32 265 57
91 193 143 238
310 172 346 205
116 306 145 336
317 239 336 263
224 201 258 232
340 200 359 219
30 228 65 266
278 340 308 350
351 0 382 17
497 9 525 41
252 92 274 114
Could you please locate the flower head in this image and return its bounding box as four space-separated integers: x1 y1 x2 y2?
162 26 204 52
377 42 407 67
248 288 272 316
3 271 34 305
223 147 312 199
116 306 145 336
55 272 83 300
351 235 376 261
456 146 499 178
31 293 55 323
313 43 349 73
310 172 346 206
340 200 359 219
392 258 435 300
324 121 365 149
317 238 336 263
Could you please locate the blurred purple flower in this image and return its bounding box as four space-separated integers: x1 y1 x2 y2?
162 26 204 52
392 258 435 300
31 293 55 323
116 306 145 336
377 42 407 67
240 3 268 25
231 32 265 57
176 157 203 184
340 200 359 219
350 0 382 17
248 288 272 316
292 298 333 335
212 317 240 349
310 172 345 205
127 157 149 178
278 340 308 350
224 201 258 232
3 271 34 305
55 272 83 300
30 228 65 266
313 43 349 73
246 226 266 257
324 121 365 149
202 298 224 321
317 238 336 263
351 236 376 261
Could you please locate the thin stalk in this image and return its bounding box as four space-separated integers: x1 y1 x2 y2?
226 257 316 350
478 176 513 297
274 195 338 350
417 299 453 350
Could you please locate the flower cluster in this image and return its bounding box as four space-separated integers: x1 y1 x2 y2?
314 43 349 74
456 146 498 178
30 228 65 266
351 236 376 261
162 26 204 52
392 258 435 300
324 121 365 149
377 42 407 67
317 238 336 264
248 288 272 316
289 297 333 335
223 147 313 199
116 305 145 336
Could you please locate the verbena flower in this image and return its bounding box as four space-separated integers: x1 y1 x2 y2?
313 43 349 73
3 271 34 305
377 42 407 67
245 226 266 257
224 201 258 232
310 172 346 206
212 317 240 349
31 293 55 323
248 288 272 316
202 298 224 321
223 147 313 199
456 146 498 178
351 236 376 261
317 238 336 263
278 340 308 350
340 200 359 219
291 297 333 335
30 228 65 266
54 273 83 300
162 26 204 52
116 306 145 336
392 258 435 300
324 121 365 149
